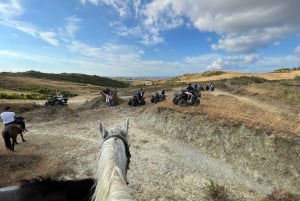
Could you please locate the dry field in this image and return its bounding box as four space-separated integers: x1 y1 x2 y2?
0 71 299 200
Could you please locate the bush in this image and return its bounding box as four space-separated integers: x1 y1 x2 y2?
273 68 292 73
259 189 300 201
202 71 225 77
205 179 230 201
293 75 300 81
0 92 47 100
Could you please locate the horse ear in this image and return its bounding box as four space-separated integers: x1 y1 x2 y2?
125 118 129 132
121 119 129 137
99 122 108 139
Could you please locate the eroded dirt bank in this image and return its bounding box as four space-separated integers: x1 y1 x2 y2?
134 107 300 195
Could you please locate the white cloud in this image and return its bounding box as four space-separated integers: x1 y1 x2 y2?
68 40 141 61
207 54 262 70
138 49 144 54
294 46 300 57
207 59 223 70
39 32 59 46
0 0 61 46
211 25 297 53
105 0 184 46
82 0 129 17
69 41 103 58
64 16 81 38
0 50 58 63
0 0 23 19
139 0 300 52
80 0 98 6
133 0 141 18
141 0 183 45
101 0 129 17
73 1 300 52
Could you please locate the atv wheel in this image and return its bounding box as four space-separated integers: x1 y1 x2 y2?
178 98 187 106
173 97 178 104
194 99 200 106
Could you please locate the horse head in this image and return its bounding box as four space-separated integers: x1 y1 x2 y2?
14 116 27 132
15 116 25 121
94 119 133 201
99 119 129 139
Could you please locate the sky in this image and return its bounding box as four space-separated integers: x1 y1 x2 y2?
0 0 300 77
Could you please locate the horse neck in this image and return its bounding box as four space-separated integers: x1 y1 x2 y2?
93 138 133 201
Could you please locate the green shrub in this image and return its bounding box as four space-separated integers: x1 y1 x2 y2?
0 92 47 100
273 68 292 73
202 71 225 77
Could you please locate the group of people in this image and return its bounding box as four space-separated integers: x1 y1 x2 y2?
103 88 117 108
192 82 215 92
155 89 165 100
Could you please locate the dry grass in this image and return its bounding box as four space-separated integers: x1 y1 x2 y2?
205 179 230 201
155 91 300 136
176 71 300 83
259 189 300 201
0 75 101 95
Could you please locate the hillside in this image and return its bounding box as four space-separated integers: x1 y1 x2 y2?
173 69 300 83
1 71 129 88
0 71 131 100
0 70 300 200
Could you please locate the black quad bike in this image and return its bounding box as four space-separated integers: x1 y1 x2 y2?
150 92 166 104
128 95 145 106
45 96 68 106
173 90 200 106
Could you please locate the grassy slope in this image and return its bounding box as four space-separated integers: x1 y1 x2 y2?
3 70 129 88
0 71 129 99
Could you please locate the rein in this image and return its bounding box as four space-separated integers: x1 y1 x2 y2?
103 134 131 171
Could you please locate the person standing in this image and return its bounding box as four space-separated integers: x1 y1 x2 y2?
109 91 114 108
0 106 16 126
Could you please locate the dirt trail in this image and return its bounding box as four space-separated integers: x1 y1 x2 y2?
210 90 288 117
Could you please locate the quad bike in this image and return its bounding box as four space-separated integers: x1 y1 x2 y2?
128 95 145 106
45 96 68 106
173 89 191 104
173 90 200 106
150 92 166 103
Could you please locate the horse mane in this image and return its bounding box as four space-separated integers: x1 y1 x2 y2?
92 121 134 201
19 176 69 186
103 134 131 171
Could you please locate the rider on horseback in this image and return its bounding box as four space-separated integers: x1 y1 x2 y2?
1 106 27 131
0 107 16 126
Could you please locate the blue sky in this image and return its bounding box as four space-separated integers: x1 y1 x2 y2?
0 0 300 77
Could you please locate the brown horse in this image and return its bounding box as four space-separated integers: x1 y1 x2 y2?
2 116 27 151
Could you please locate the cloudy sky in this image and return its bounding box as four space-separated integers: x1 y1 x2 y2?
0 0 300 77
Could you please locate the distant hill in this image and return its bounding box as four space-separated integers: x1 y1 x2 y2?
174 68 300 83
0 70 129 88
